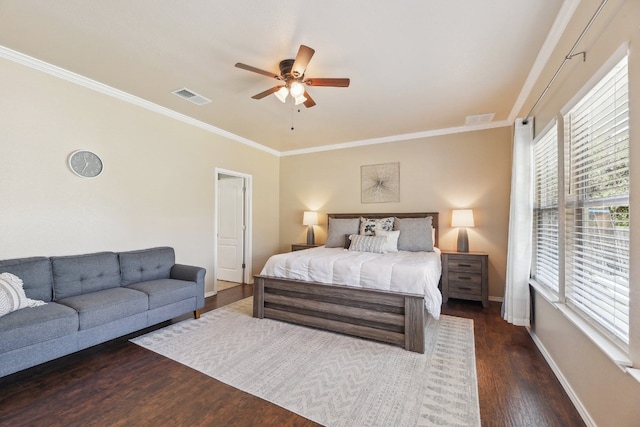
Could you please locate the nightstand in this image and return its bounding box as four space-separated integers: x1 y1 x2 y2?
441 251 488 308
291 243 320 251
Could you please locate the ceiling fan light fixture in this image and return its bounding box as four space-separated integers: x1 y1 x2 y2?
274 86 288 103
236 44 349 109
289 81 305 98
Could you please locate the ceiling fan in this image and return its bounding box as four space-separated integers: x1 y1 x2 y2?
235 45 350 108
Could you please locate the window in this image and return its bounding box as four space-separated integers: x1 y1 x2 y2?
564 55 630 347
532 125 559 292
531 54 630 349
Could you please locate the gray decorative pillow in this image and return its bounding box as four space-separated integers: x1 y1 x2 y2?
394 217 434 252
325 218 360 248
359 216 394 236
348 235 387 254
344 234 353 250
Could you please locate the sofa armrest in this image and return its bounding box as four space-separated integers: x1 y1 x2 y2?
171 264 206 309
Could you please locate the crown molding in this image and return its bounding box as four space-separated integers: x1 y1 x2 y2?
0 45 280 157
508 0 581 123
2 44 524 158
280 120 511 157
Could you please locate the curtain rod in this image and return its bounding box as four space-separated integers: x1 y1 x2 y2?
522 0 609 125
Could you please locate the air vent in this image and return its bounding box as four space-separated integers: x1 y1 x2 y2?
465 113 495 126
172 88 212 106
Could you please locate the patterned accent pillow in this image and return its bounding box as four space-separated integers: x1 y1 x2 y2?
394 216 434 252
348 234 388 254
359 217 394 236
375 229 400 253
326 218 360 248
0 272 46 317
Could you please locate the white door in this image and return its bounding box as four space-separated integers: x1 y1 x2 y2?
217 176 245 283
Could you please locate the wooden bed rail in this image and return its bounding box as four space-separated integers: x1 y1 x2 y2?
254 275 427 353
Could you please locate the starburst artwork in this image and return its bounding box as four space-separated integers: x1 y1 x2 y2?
361 162 400 203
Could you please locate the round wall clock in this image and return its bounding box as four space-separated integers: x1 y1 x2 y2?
68 150 103 178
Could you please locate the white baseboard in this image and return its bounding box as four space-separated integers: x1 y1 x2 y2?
528 329 596 427
205 290 217 298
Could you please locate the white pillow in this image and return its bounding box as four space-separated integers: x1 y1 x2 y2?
375 229 400 253
0 272 46 317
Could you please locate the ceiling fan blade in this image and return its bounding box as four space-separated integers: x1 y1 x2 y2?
235 63 280 80
304 78 350 87
303 91 316 108
252 85 284 100
291 45 315 78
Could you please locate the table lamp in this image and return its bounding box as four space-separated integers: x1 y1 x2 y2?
303 211 319 245
451 209 474 253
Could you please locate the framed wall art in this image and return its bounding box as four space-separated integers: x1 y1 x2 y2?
361 162 400 203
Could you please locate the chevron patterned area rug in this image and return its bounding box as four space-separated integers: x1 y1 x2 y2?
132 298 480 427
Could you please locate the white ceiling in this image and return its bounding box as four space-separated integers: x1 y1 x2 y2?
0 1 570 154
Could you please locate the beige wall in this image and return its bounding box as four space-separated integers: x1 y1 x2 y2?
532 293 640 425
0 56 280 294
279 126 512 300
523 1 640 425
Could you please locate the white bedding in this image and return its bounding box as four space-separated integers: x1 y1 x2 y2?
260 246 443 319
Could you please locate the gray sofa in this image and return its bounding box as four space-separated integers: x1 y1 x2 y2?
0 247 205 378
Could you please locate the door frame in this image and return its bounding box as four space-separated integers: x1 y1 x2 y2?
213 167 253 295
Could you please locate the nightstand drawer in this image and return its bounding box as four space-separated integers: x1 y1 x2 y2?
447 258 482 272
448 281 482 296
448 271 481 285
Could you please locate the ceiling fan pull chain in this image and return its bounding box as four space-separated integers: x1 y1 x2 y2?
291 103 294 131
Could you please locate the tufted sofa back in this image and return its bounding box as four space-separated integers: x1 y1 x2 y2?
118 247 175 286
51 252 121 300
0 257 54 302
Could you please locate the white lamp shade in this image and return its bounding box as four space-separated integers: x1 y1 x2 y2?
294 95 307 106
274 86 288 103
451 209 475 228
289 81 305 98
302 211 319 226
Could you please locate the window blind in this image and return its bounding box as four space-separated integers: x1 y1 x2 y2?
532 125 559 292
564 55 629 346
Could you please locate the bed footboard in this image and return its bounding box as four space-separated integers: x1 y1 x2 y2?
254 275 427 353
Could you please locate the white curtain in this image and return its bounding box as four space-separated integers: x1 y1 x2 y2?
503 118 534 326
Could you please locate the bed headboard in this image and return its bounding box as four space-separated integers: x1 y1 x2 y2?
327 212 439 247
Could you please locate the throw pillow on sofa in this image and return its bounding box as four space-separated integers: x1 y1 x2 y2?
0 272 46 317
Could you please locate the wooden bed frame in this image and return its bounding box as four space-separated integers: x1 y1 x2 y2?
253 212 439 353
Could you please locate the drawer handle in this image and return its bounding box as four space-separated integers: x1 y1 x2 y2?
458 276 472 280
458 263 472 267
458 286 473 291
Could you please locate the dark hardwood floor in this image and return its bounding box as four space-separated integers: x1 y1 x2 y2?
442 299 585 427
0 285 584 427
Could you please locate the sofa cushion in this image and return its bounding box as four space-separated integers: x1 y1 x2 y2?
52 252 121 300
119 247 175 286
56 287 148 330
0 302 78 353
0 257 53 302
125 279 196 310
